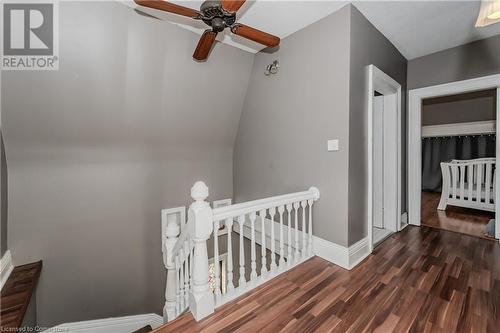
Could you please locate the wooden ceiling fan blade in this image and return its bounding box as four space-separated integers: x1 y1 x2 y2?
193 30 217 61
231 24 280 47
221 0 246 13
134 0 200 19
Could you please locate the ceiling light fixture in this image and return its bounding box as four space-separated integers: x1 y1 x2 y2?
475 0 500 27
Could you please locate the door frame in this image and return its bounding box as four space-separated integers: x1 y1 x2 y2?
407 73 500 241
367 65 402 252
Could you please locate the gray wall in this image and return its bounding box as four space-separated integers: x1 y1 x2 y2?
348 6 407 245
422 90 496 126
2 1 253 327
1 132 7 256
408 35 500 90
233 6 351 246
233 4 408 247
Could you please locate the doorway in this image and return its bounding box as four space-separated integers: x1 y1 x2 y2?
367 65 402 251
420 90 496 239
408 74 500 242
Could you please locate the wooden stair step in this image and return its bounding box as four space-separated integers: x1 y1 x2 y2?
0 261 42 331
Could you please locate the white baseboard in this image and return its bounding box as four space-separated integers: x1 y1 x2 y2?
313 236 370 270
47 314 163 333
0 250 14 290
401 212 408 226
234 217 370 270
347 237 371 269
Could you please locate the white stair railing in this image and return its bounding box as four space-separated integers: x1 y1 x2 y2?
161 181 320 322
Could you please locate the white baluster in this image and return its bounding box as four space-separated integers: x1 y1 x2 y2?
249 212 257 281
163 213 180 322
486 162 492 204
307 199 313 256
493 167 497 206
459 165 465 201
184 241 190 307
238 215 247 288
190 239 194 289
213 220 221 303
226 217 234 292
293 202 300 260
187 181 215 321
477 163 483 202
269 207 277 271
175 256 180 316
468 164 473 201
301 201 307 257
307 187 320 257
451 165 458 199
278 206 285 268
260 209 268 276
179 251 185 311
286 204 292 265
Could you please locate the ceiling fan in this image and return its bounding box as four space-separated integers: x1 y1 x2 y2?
134 0 280 61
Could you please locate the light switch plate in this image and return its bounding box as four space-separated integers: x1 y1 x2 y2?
327 139 339 151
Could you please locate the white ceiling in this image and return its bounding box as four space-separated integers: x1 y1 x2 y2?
354 1 500 59
123 0 348 53
124 0 500 59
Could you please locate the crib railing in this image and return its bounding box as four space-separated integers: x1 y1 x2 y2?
438 158 496 212
161 181 320 322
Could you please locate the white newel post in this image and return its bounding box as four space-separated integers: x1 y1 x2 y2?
188 181 215 321
163 213 180 322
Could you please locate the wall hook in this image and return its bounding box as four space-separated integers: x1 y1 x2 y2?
264 60 279 76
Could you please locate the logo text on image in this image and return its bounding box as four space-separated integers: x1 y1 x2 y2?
2 1 59 70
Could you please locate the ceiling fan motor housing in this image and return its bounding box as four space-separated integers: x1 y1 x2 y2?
133 0 280 61
200 0 236 32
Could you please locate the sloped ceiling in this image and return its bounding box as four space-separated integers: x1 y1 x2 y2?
124 0 500 59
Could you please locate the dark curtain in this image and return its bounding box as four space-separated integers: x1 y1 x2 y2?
422 134 496 192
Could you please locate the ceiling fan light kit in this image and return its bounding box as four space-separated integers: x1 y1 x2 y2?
475 0 500 27
134 0 280 61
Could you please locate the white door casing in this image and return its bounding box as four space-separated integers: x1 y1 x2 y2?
497 88 500 240
408 74 500 243
367 65 402 252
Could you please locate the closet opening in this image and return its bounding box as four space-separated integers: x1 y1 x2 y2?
420 89 497 239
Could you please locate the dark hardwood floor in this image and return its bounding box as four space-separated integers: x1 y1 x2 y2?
154 226 500 333
0 261 42 330
421 191 494 239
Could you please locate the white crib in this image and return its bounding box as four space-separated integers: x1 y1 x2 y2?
438 158 496 212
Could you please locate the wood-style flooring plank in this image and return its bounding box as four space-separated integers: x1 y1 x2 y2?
0 261 42 331
154 226 500 333
421 191 494 239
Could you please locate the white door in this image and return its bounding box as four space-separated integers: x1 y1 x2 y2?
373 95 384 228
383 94 398 232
